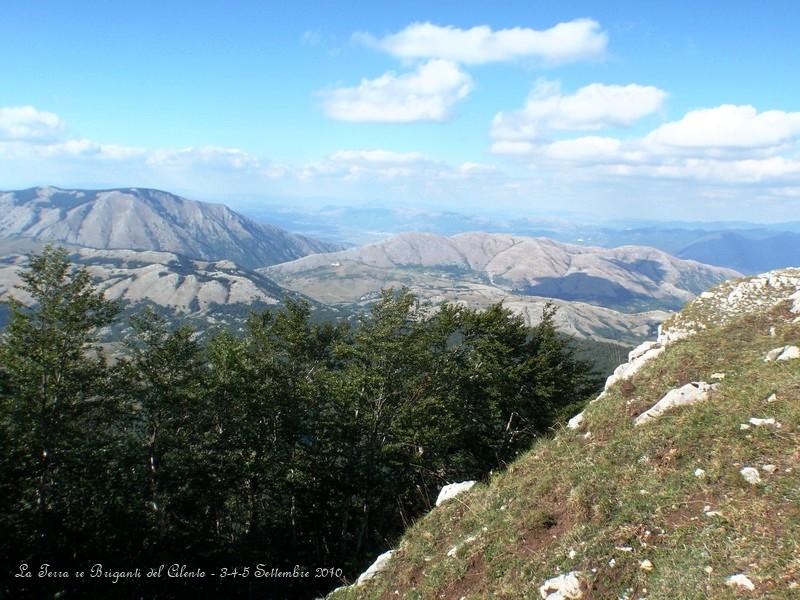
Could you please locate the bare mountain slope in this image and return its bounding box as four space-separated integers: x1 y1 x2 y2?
265 232 739 313
0 186 340 269
0 246 330 338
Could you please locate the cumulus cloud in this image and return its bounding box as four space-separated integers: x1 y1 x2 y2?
0 106 64 141
321 60 473 122
495 102 800 189
491 80 667 144
645 104 800 150
357 19 607 65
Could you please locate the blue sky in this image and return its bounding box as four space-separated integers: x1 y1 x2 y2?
2 1 800 222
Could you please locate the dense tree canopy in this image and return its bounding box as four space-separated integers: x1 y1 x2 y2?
0 247 601 599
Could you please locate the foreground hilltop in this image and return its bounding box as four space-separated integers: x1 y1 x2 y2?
333 268 800 599
0 186 340 269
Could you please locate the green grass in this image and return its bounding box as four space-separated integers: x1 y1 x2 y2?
333 298 800 599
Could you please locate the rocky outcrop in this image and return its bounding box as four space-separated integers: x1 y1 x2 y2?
355 550 394 586
663 268 800 336
568 339 669 429
634 382 718 426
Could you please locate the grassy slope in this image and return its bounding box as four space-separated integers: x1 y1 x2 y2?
334 277 800 599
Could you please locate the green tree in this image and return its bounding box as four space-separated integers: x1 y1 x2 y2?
0 245 120 579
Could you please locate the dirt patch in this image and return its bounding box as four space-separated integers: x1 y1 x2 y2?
619 380 636 400
518 504 574 557
659 490 720 532
439 551 488 600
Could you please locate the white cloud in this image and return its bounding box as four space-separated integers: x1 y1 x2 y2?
628 157 800 184
645 104 800 150
358 19 607 65
491 80 667 144
299 149 499 183
0 106 64 141
321 59 473 122
147 146 265 171
538 136 625 163
329 149 425 163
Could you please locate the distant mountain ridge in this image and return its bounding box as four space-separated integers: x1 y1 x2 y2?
246 205 800 272
0 186 341 269
677 231 800 273
266 232 740 313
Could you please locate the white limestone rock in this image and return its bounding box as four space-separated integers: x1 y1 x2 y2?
604 344 665 391
567 411 585 430
539 571 584 599
355 550 395 586
726 574 755 591
748 417 776 427
634 382 717 426
764 345 800 362
435 481 476 507
740 467 761 485
446 535 477 557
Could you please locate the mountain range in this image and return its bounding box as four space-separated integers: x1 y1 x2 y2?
0 187 341 269
247 204 800 273
0 187 748 345
265 232 739 312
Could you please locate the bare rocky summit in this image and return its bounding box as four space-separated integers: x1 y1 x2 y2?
0 186 340 269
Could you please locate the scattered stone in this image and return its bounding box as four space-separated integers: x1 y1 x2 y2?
640 559 654 571
608 558 616 567
749 417 776 427
435 481 476 506
766 393 778 403
769 326 777 337
764 345 800 362
634 382 717 426
615 546 633 552
710 372 726 380
568 549 577 559
694 468 706 478
539 571 584 599
583 431 592 440
740 423 751 430
704 566 713 574
725 574 755 591
446 535 477 557
740 467 761 485
356 550 395 585
762 464 778 474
